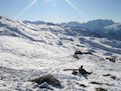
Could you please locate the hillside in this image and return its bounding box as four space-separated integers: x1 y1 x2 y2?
0 16 121 91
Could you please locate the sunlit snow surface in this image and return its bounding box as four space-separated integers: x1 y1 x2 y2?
0 16 121 91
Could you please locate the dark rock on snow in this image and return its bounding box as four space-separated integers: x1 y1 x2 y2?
95 87 107 91
30 75 62 88
38 82 54 90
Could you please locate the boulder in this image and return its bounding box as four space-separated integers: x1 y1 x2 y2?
30 75 62 88
74 51 83 55
95 87 107 91
38 82 54 90
106 56 117 63
73 50 92 59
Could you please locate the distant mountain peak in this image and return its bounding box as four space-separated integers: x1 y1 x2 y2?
23 20 46 25
86 19 114 27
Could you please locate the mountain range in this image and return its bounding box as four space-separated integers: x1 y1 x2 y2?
24 18 121 40
0 16 121 91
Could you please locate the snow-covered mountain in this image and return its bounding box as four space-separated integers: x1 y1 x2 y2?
80 19 114 32
23 20 46 25
0 16 121 91
62 19 114 31
101 23 121 40
60 19 121 41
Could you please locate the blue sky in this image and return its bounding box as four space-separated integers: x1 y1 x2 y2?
0 0 121 23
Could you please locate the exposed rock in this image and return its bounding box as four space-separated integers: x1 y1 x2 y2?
74 51 83 55
73 50 83 59
30 75 62 88
103 74 111 77
90 81 102 85
73 55 80 59
90 81 114 87
106 56 117 63
110 75 117 80
32 83 39 89
103 74 117 80
79 84 87 88
95 87 107 91
75 82 87 88
73 50 93 59
38 82 54 90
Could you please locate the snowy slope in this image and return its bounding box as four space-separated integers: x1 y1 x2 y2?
61 20 121 41
0 16 121 91
80 19 114 32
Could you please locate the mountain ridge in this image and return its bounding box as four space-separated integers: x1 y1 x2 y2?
0 16 121 91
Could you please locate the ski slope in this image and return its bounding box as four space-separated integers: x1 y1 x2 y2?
0 16 121 91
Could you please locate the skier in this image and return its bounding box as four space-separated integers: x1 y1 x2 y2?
79 65 92 79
